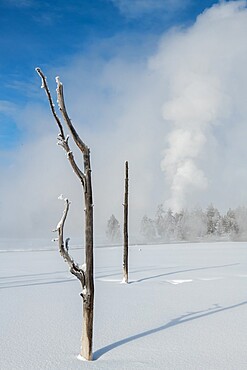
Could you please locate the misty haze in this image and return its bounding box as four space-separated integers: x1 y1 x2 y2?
1 1 247 369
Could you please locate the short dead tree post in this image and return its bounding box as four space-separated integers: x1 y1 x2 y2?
123 161 129 283
36 68 94 361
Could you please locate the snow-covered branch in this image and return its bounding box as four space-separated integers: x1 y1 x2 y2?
36 67 65 139
36 68 86 186
37 68 94 360
57 134 86 185
54 198 86 292
56 76 89 156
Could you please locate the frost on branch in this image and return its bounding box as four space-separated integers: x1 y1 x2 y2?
55 76 61 85
54 197 86 294
36 67 94 361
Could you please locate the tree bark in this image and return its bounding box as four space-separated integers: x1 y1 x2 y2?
81 150 94 360
123 161 129 283
36 68 94 361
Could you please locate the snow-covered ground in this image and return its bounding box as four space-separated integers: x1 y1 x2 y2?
0 242 246 369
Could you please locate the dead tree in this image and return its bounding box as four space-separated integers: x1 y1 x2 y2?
36 68 94 361
123 161 129 283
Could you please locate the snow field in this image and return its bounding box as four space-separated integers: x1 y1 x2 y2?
0 242 246 369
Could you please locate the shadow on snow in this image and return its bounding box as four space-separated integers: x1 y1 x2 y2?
132 263 239 283
0 270 74 289
94 300 247 360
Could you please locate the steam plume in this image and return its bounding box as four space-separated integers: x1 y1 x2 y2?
150 0 247 211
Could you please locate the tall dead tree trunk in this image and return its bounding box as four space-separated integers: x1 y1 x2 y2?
36 68 94 361
123 161 129 283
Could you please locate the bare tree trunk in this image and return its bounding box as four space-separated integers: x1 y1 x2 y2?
123 161 129 283
36 68 94 361
81 150 94 360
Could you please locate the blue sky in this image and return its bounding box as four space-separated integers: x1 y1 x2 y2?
1 0 247 239
0 0 218 140
0 0 218 160
0 0 219 86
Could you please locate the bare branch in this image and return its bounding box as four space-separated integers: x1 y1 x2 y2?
56 76 89 155
57 135 86 185
55 198 86 288
37 68 95 360
36 68 86 186
36 68 65 139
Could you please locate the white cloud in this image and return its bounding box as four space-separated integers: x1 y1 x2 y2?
2 1 247 242
150 0 247 211
0 51 165 241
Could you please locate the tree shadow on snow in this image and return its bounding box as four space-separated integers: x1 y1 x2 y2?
0 270 66 280
0 270 74 289
94 300 247 360
132 263 239 283
0 279 75 289
96 265 174 280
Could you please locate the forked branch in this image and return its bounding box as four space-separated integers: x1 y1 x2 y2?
36 68 86 186
37 67 94 360
57 134 86 185
56 77 89 154
36 67 65 138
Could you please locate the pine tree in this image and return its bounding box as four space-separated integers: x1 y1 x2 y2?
223 208 239 237
106 214 121 243
234 206 247 239
163 208 175 240
174 210 189 240
140 215 156 242
206 204 222 236
155 204 166 239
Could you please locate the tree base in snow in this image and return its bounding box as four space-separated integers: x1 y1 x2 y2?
77 354 88 361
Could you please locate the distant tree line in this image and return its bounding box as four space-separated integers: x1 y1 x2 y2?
140 204 247 242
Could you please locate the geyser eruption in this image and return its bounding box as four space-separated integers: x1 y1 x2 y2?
150 0 247 212
161 76 222 211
